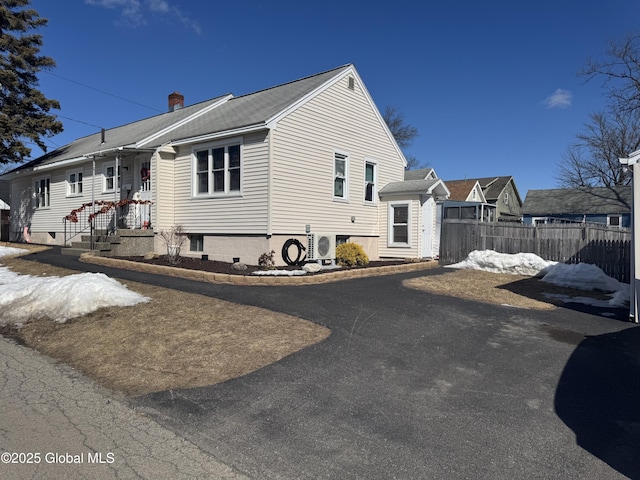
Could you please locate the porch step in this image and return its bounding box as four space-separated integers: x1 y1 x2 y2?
63 228 154 257
81 235 121 245
71 241 113 251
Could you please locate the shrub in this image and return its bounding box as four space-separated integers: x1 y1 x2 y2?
258 250 276 270
158 225 187 265
335 242 369 267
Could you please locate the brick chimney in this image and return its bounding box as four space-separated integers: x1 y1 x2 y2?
168 91 184 112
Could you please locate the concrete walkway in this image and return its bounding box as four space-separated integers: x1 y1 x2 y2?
0 336 248 480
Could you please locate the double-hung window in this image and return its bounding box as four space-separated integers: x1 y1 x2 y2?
389 202 410 246
103 163 119 193
67 170 83 196
334 151 349 200
364 160 376 203
194 142 242 196
34 177 50 209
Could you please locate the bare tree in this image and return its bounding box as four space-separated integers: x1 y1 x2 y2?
581 33 640 116
557 110 640 187
382 105 426 170
556 32 640 187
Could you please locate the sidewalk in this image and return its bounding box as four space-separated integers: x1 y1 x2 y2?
0 336 248 480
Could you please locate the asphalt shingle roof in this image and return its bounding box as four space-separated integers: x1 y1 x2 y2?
378 178 442 195
403 168 433 181
7 64 353 174
443 180 479 201
522 186 632 215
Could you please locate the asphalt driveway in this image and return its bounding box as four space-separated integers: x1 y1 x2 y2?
25 249 640 479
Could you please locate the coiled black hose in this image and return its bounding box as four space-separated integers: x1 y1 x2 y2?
282 238 307 266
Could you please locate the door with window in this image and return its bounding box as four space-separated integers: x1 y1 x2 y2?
135 158 152 228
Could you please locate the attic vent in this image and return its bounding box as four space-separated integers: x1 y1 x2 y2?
348 76 355 90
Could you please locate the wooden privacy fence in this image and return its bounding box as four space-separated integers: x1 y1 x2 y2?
439 219 631 283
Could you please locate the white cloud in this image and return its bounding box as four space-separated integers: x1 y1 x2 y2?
543 88 573 109
86 0 200 34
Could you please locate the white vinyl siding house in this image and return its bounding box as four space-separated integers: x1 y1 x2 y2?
166 131 270 236
378 170 450 259
378 195 421 258
3 65 423 263
269 71 405 260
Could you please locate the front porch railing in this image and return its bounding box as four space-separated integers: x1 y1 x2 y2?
63 199 153 248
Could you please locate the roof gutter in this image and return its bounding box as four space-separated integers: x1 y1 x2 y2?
1 145 158 180
170 123 269 146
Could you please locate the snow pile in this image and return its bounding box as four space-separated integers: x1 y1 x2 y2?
448 250 629 308
0 246 28 259
252 269 307 276
540 262 623 292
447 250 556 276
0 247 149 325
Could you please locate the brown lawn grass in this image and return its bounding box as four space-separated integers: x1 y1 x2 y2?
1 254 330 396
1 244 611 396
403 269 610 310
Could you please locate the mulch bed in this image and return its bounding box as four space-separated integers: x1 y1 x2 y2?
117 255 414 276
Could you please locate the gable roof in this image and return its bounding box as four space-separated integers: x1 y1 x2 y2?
444 179 485 202
149 64 354 146
10 94 231 173
522 186 632 215
403 168 436 181
4 64 403 176
446 176 522 205
378 178 449 197
474 176 518 200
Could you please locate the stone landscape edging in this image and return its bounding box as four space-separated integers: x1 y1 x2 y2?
80 253 440 286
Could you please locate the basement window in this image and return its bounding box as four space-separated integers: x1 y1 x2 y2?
190 234 204 252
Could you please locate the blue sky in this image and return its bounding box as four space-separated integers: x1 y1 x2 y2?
23 0 640 197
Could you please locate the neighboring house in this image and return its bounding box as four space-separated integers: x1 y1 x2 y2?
378 168 449 259
442 179 495 222
522 186 631 228
445 176 522 222
1 64 448 264
473 176 522 222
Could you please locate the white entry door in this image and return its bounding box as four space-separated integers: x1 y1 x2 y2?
422 196 434 258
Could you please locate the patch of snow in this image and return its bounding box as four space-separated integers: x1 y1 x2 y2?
0 246 149 325
449 249 629 308
540 262 623 292
446 250 556 277
251 269 307 276
0 246 28 258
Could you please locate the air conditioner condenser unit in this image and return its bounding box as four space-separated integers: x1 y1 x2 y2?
307 233 336 261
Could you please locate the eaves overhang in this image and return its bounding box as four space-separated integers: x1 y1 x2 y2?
170 123 270 147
